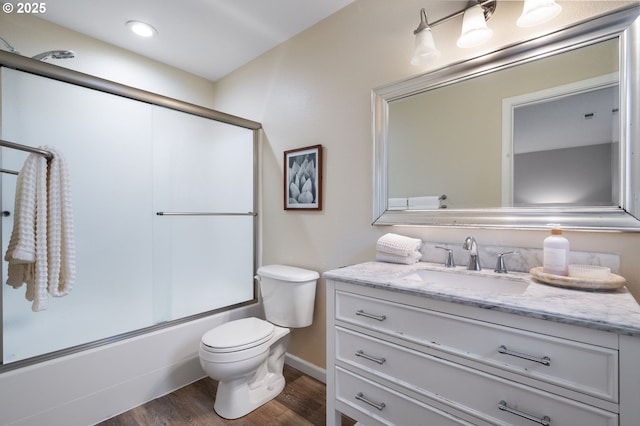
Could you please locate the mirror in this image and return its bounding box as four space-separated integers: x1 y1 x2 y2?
373 6 640 230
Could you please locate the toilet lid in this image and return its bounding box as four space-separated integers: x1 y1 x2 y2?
201 317 275 353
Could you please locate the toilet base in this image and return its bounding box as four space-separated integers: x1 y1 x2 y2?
214 371 286 419
210 325 290 419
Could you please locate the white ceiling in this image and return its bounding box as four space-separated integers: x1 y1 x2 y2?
34 0 355 82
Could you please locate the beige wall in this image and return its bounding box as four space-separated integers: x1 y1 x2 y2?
210 0 640 370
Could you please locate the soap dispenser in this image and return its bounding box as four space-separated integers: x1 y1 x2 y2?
543 226 569 276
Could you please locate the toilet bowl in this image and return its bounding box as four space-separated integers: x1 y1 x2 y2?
199 317 290 419
199 265 318 419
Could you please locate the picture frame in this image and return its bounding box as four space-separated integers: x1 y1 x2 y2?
284 144 323 210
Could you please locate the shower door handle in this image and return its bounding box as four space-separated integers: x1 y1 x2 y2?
156 211 257 216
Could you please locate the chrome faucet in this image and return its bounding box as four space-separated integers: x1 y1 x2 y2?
463 236 481 271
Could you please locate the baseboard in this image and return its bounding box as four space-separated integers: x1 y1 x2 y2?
284 353 326 384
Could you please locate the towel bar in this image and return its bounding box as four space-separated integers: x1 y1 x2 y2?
0 138 54 159
0 168 18 175
156 211 257 216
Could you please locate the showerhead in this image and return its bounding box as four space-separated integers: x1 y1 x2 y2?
32 50 75 61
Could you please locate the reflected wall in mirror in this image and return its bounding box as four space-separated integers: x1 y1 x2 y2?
508 71 619 208
373 6 640 230
389 39 618 209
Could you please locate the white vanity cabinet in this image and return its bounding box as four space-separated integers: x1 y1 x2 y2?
325 265 640 426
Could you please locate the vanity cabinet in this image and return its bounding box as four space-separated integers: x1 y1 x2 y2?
326 272 640 426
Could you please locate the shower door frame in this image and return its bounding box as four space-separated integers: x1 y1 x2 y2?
0 50 262 372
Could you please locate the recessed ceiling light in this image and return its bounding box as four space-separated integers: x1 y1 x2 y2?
126 20 157 38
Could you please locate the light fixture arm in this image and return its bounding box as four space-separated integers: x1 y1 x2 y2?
414 8 430 34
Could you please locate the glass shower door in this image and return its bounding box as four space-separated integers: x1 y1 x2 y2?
1 67 256 364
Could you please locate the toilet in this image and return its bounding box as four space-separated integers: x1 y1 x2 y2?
199 264 319 419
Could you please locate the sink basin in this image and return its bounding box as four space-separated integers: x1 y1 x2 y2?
402 269 529 295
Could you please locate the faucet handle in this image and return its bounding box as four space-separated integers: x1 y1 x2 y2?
494 251 519 274
435 246 455 268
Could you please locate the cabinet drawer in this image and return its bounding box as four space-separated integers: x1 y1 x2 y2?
336 328 618 426
336 291 618 402
336 366 475 426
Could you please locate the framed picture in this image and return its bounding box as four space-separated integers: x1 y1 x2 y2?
284 144 322 210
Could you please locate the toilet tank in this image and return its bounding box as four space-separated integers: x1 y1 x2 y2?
257 265 319 328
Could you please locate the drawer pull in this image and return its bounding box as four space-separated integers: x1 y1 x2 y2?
498 400 551 426
355 392 386 411
498 345 551 366
356 309 387 321
355 350 386 365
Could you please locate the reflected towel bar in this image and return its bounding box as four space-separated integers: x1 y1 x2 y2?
156 212 257 216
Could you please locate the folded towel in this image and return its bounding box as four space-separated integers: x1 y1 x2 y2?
388 198 407 210
376 251 422 265
376 233 423 257
408 196 440 210
4 146 75 311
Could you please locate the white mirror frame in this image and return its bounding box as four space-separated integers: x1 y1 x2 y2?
373 5 640 231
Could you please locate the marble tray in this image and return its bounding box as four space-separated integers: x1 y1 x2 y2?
530 266 626 291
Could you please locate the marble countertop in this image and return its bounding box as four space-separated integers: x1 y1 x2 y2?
324 261 640 336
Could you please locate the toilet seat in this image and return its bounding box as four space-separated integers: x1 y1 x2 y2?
201 317 275 353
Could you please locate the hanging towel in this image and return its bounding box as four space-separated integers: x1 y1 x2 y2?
376 233 423 257
4 146 75 311
44 146 76 298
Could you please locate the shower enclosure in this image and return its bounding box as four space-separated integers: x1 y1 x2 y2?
0 57 260 367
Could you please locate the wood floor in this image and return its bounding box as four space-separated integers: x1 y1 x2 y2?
98 364 356 426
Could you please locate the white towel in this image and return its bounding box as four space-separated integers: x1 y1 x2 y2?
4 146 75 311
45 146 76 298
408 196 440 209
376 233 423 257
388 198 408 210
376 251 422 265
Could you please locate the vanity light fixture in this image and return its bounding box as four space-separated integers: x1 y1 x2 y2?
411 0 561 64
411 8 440 65
456 1 495 48
516 0 562 28
126 20 158 38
